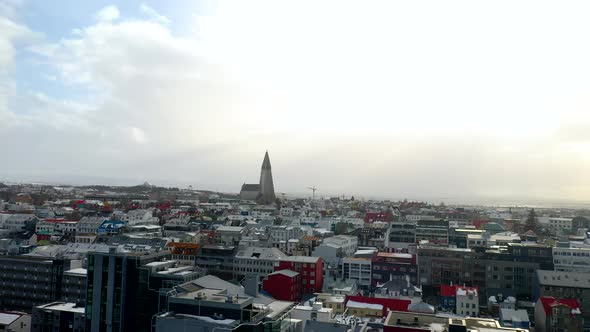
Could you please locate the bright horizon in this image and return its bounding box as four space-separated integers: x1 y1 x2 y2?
2 1 590 203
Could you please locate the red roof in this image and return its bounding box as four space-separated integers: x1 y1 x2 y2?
539 297 581 316
440 285 478 297
440 285 457 297
345 295 410 317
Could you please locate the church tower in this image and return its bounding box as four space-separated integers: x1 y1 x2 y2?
258 151 276 205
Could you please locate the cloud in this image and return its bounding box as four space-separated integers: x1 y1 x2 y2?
0 16 35 127
140 3 171 25
3 2 590 202
95 5 120 22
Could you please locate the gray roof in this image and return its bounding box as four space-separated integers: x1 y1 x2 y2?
269 269 299 278
500 309 530 322
181 275 275 305
408 301 435 314
281 256 320 263
536 270 590 288
235 247 288 260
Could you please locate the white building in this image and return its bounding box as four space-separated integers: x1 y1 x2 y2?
3 215 37 233
120 208 159 225
323 235 358 256
546 217 574 232
76 217 106 235
291 302 335 329
456 287 479 317
553 246 590 273
234 247 288 281
215 226 245 246
312 235 359 267
342 257 372 290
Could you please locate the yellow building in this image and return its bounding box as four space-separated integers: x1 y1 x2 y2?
345 300 383 317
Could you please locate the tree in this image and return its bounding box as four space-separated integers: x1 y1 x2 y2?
526 209 538 232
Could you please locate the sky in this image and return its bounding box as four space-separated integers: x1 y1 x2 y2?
1 1 590 203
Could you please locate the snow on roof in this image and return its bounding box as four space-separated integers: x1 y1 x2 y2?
0 313 20 325
346 300 383 310
64 268 87 276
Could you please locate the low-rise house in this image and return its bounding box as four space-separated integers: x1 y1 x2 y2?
499 308 530 329
534 296 583 332
0 311 30 332
31 302 85 332
533 270 590 319
262 269 301 301
456 286 479 317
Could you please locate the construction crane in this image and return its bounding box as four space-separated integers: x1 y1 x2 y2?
307 186 318 200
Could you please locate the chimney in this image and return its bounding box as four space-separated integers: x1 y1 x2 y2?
244 275 259 297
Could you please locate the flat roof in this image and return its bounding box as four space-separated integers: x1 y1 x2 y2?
281 256 320 263
0 313 21 325
36 302 85 314
64 268 87 276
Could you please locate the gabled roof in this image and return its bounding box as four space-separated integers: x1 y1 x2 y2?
269 269 299 278
539 296 581 316
441 285 457 297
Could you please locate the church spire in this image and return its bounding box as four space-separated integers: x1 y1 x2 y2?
261 150 272 170
259 151 276 204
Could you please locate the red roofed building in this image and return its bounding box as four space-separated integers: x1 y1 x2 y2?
166 242 201 262
262 269 301 301
345 295 410 317
535 296 583 332
364 212 393 223
276 256 323 295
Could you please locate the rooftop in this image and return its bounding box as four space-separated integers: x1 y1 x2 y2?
536 270 590 288
281 256 321 263
269 269 299 278
64 268 87 276
35 302 85 314
0 312 22 326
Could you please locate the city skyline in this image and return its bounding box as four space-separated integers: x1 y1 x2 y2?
2 1 590 202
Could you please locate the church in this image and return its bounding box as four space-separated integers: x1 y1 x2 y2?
239 151 277 205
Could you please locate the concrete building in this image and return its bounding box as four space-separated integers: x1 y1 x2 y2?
547 217 574 233
342 257 372 291
276 256 324 295
3 214 38 234
552 245 590 273
234 247 288 282
534 296 583 332
85 248 191 332
532 270 590 319
32 302 85 332
62 268 87 305
195 245 236 280
263 270 301 301
383 310 528 332
456 287 479 317
312 235 358 268
0 312 30 332
417 246 484 288
499 309 530 329
214 226 245 246
415 220 449 245
388 222 416 249
0 255 70 312
372 252 417 287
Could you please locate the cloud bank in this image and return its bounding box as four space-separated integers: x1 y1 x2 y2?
1 1 590 203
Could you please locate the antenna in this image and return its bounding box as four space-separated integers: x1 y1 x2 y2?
307 186 318 200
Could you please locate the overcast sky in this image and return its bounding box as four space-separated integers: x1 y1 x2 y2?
1 1 590 203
